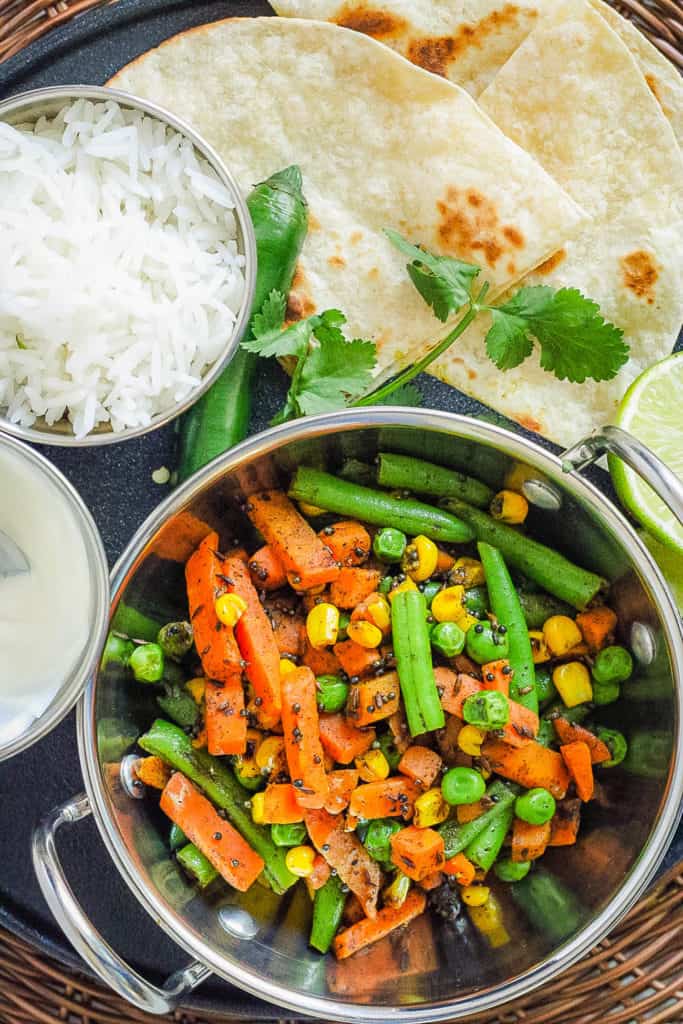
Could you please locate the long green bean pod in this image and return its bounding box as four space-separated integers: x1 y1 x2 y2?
464 805 514 871
310 874 346 954
438 781 518 858
289 468 474 544
510 867 585 943
176 843 219 889
391 590 445 736
377 453 493 508
517 590 573 630
444 499 606 609
478 542 537 714
139 719 296 894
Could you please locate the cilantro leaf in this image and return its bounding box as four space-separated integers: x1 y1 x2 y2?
385 228 480 322
374 381 423 407
242 318 312 359
484 286 628 383
251 289 286 339
295 335 377 416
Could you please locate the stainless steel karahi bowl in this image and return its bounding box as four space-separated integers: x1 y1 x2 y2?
33 410 683 1020
0 85 256 447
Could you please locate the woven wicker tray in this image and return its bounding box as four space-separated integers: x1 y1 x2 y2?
0 1 682 1022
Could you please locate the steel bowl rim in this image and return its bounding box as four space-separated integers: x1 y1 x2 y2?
0 432 110 761
76 408 683 1021
0 83 257 448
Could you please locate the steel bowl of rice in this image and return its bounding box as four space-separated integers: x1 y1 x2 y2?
0 85 256 445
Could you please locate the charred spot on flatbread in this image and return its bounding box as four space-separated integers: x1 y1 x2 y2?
334 5 407 38
536 249 566 275
286 265 316 321
621 250 660 305
515 414 542 433
407 5 527 77
437 187 525 267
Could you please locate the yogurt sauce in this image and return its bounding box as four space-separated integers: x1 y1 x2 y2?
0 445 91 747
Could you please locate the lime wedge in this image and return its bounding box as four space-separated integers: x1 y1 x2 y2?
610 353 683 556
639 532 683 613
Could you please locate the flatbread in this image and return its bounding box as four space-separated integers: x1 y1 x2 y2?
270 0 683 144
432 0 683 444
110 17 584 377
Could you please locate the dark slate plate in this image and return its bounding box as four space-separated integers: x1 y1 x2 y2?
0 1 681 1017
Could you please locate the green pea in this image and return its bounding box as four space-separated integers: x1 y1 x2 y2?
441 766 486 806
373 528 407 563
515 788 556 825
337 612 351 641
464 586 488 617
431 621 466 658
422 581 443 608
363 818 402 862
465 622 510 664
157 621 194 660
535 666 557 706
169 823 187 851
271 822 308 847
591 679 620 706
494 857 532 882
463 690 510 730
378 575 394 595
129 642 165 683
316 675 349 714
596 727 628 767
101 633 134 670
232 758 264 792
592 645 633 685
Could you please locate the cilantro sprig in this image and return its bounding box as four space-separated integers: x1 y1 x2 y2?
242 231 628 422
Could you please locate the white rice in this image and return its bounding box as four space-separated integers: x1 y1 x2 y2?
0 98 246 438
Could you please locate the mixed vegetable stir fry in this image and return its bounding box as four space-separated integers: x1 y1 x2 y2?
108 452 634 960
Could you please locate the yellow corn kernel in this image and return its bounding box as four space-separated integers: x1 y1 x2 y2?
388 578 419 601
383 871 411 908
479 765 492 781
458 725 486 757
186 677 206 704
285 845 316 878
306 602 339 648
279 658 297 678
454 610 481 633
347 620 383 649
504 461 542 493
366 595 391 632
355 749 390 782
490 490 529 525
468 893 510 948
528 631 551 664
553 662 593 707
255 735 286 774
413 788 450 829
543 615 583 656
402 535 439 583
450 557 486 588
250 792 266 824
215 593 247 627
462 885 490 907
234 754 261 784
298 501 325 517
431 585 465 623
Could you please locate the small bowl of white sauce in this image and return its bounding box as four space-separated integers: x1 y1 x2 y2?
0 433 109 760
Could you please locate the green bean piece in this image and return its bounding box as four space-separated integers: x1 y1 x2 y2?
441 766 486 806
596 727 628 767
373 527 407 563
337 612 350 642
232 756 265 793
376 731 402 772
391 590 445 736
157 621 194 661
478 542 537 713
377 453 494 509
130 643 165 684
317 675 349 714
110 603 164 643
536 718 558 749
592 646 633 685
157 686 200 729
463 691 510 730
444 500 607 610
439 781 518 858
101 633 134 671
543 702 591 725
422 580 443 608
515 788 556 825
138 719 296 894
376 428 510 490
535 667 557 706
510 867 585 943
464 586 488 617
494 858 531 882
289 468 475 544
431 621 466 658
339 460 377 486
465 622 510 665
176 843 219 889
378 575 394 595
464 805 514 871
591 680 620 706
363 819 402 862
310 874 346 954
169 823 187 851
517 590 573 630
271 822 308 847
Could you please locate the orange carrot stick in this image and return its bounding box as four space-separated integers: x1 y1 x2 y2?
281 667 329 808
319 714 375 764
160 772 263 891
481 659 512 697
246 491 340 590
553 718 611 764
319 521 371 566
302 639 342 677
204 678 247 756
248 545 287 591
500 699 539 749
267 605 306 659
481 738 570 799
549 798 581 846
134 756 171 790
332 890 427 960
390 826 446 881
324 769 360 815
185 531 242 682
305 807 381 918
260 783 305 824
398 746 443 790
456 801 485 824
348 777 422 821
511 818 552 862
437 669 482 718
329 568 382 609
560 741 594 801
442 852 476 886
346 672 400 727
306 854 332 893
333 639 381 679
576 606 617 652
